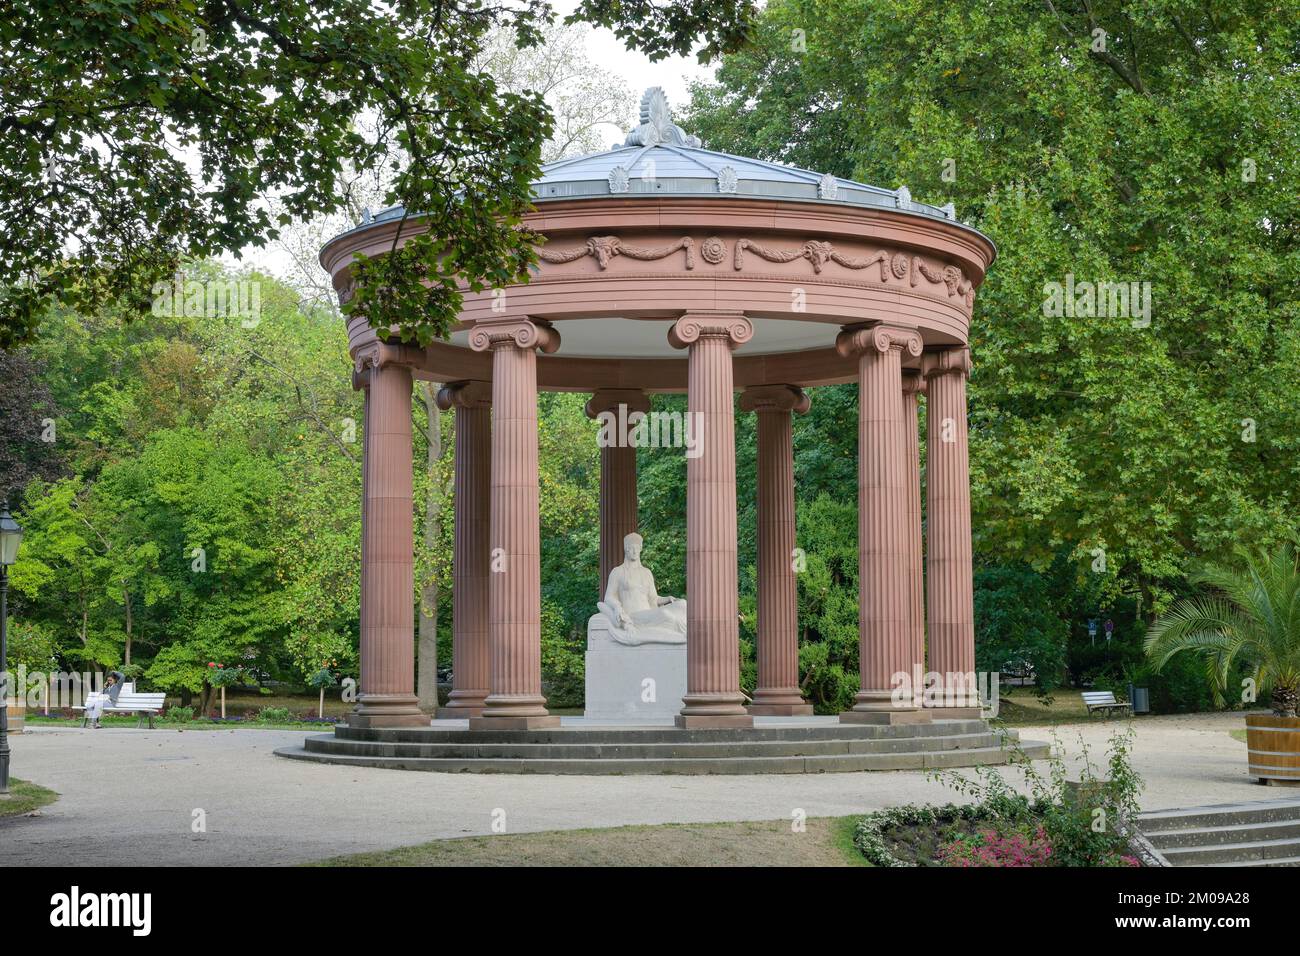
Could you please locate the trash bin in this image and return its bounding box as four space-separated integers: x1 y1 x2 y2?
1128 684 1150 715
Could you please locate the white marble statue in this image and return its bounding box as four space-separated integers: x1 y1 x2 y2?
596 533 687 646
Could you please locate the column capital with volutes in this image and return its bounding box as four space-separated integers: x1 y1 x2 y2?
836 322 923 360
668 311 753 350
739 384 811 415
467 316 560 354
921 346 972 379
585 388 651 419
436 380 492 411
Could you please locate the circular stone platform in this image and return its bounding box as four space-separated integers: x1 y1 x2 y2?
274 717 1050 774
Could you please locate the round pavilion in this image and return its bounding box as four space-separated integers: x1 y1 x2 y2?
319 88 997 734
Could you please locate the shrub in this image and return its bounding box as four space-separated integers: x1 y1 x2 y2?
256 706 294 723
163 705 194 723
932 729 1144 867
856 730 1148 867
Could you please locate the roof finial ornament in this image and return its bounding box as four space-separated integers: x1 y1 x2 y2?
623 87 702 149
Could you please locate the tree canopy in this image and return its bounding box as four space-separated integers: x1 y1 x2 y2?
686 0 1300 615
0 0 755 347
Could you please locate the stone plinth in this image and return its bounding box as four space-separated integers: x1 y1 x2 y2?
584 616 687 724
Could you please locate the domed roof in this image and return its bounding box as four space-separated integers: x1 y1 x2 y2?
532 88 959 225
359 87 968 232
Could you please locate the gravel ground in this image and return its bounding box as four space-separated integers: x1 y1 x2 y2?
0 711 1264 866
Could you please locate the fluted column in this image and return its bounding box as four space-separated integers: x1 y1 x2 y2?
668 312 753 729
585 389 650 599
468 317 562 729
902 371 926 696
924 348 979 713
837 323 930 725
741 385 813 716
352 344 427 728
436 380 492 718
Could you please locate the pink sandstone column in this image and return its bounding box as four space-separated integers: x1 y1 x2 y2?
924 347 980 713
902 371 926 696
836 323 930 725
585 389 650 599
352 345 426 727
436 380 492 718
740 385 813 716
468 317 561 729
668 312 753 729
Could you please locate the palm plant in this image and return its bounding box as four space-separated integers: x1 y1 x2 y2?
1145 543 1300 717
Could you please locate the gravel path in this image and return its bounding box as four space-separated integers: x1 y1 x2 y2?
0 711 1264 866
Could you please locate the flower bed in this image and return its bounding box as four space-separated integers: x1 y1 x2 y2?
854 730 1147 867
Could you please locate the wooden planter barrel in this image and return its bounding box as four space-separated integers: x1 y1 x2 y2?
1245 714 1300 785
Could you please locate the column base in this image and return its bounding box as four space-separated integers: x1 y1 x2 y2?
469 715 562 731
748 702 814 716
350 694 428 728
924 706 984 719
749 688 813 716
436 690 489 720
435 705 485 719
839 709 932 726
675 714 755 729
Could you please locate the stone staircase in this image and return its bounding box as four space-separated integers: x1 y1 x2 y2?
274 720 1049 774
1137 798 1300 866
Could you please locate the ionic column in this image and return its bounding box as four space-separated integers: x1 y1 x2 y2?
585 389 650 599
468 317 562 730
740 385 813 716
837 323 930 725
668 312 753 729
902 371 926 694
352 344 427 728
924 348 979 713
436 381 492 718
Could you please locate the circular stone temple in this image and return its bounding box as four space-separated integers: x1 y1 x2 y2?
289 88 1022 772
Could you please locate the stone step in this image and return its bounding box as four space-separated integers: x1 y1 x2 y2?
1137 798 1300 832
1205 855 1300 867
275 740 1050 775
1146 818 1300 850
1161 836 1300 866
303 730 1007 761
332 719 995 746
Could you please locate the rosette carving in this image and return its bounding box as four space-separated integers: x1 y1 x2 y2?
700 236 727 264
731 238 975 305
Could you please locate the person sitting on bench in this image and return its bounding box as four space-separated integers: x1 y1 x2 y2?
84 671 125 729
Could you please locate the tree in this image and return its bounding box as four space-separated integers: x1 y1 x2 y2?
1 0 755 347
0 348 62 498
1145 543 1300 716
974 565 1068 700
686 0 1300 617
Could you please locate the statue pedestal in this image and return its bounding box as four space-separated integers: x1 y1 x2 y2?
584 615 686 724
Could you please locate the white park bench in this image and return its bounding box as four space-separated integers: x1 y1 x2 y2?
73 683 168 728
1081 690 1132 718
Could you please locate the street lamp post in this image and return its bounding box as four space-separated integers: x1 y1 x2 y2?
0 500 25 795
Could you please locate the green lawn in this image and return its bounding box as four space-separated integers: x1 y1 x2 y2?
0 778 60 818
311 815 871 867
994 688 1112 726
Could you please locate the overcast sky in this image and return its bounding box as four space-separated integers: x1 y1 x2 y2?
237 14 717 286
